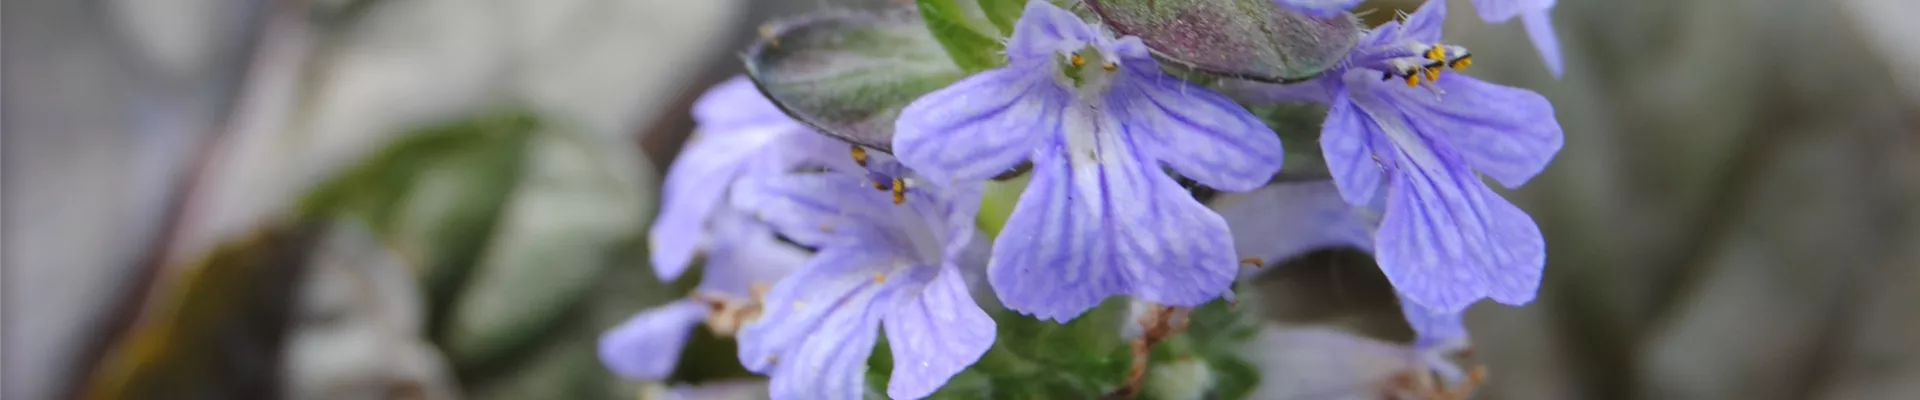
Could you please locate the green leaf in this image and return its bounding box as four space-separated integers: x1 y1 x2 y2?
1086 0 1363 82
440 130 655 372
296 111 537 323
917 0 1008 72
979 0 1028 36
746 8 969 152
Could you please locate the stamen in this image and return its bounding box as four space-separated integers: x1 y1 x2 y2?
1448 55 1473 70
1404 73 1421 88
1239 257 1265 268
1102 62 1117 72
874 273 887 283
850 145 868 167
1424 44 1446 62
1070 53 1086 68
890 177 907 204
1422 66 1441 82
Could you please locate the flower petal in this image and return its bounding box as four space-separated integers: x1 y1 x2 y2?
883 266 995 399
1398 295 1468 348
764 285 886 400
1216 181 1376 280
737 248 890 373
894 66 1066 185
1471 0 1554 23
728 172 897 249
1112 61 1285 192
1321 89 1386 205
692 76 793 134
1005 0 1102 62
649 133 756 281
1375 145 1545 312
1522 9 1565 78
988 106 1238 321
1383 74 1563 188
597 300 707 380
697 212 809 296
1274 0 1365 18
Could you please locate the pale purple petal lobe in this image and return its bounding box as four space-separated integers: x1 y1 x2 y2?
1321 90 1385 205
649 136 752 280
736 249 889 374
1112 63 1285 191
1375 146 1544 312
764 284 886 400
598 300 707 380
1471 0 1554 23
894 68 1064 184
1522 9 1565 78
1383 75 1563 188
883 266 995 399
1005 0 1102 62
989 108 1238 321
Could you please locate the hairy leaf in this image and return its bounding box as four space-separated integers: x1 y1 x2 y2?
746 8 968 152
1087 0 1362 82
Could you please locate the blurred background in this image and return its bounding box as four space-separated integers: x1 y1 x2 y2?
4 0 1916 399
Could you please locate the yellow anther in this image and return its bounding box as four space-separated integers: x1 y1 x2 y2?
871 178 888 191
874 273 888 283
1239 257 1265 268
890 177 907 204
1404 73 1421 88
1070 53 1086 68
1448 55 1473 70
1422 66 1441 82
850 145 868 167
1425 44 1446 62
1102 62 1117 72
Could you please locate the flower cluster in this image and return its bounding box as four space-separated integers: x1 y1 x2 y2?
602 0 1564 398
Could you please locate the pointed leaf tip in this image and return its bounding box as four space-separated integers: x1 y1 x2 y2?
745 8 969 153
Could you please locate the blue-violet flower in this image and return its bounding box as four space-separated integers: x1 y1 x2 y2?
1246 0 1562 314
893 0 1284 321
600 211 810 380
730 162 994 400
649 76 850 281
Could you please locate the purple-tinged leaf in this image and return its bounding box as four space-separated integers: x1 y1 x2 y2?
745 8 968 153
1086 0 1363 82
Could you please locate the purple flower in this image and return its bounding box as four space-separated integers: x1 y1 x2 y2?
893 0 1284 321
1473 0 1563 77
1242 0 1562 314
1273 0 1365 18
649 76 851 281
729 162 994 399
600 212 810 380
